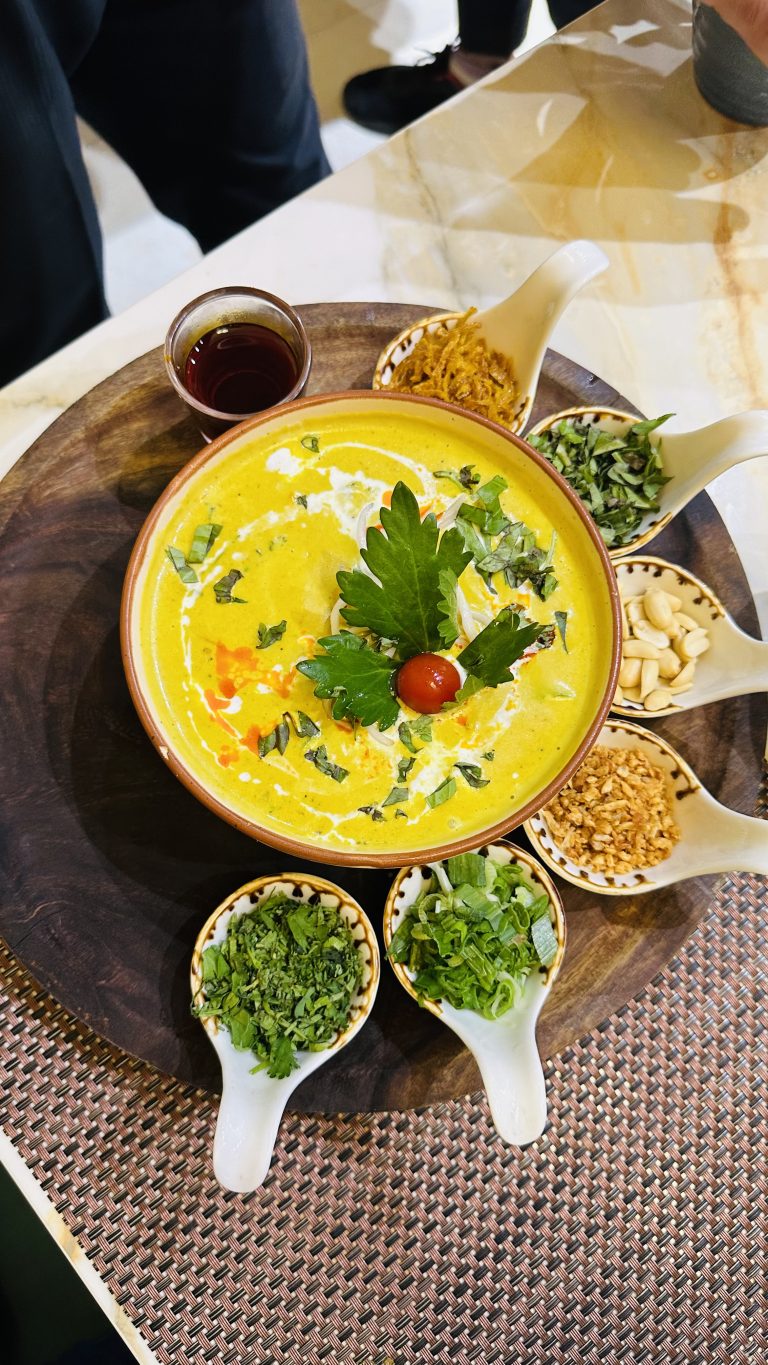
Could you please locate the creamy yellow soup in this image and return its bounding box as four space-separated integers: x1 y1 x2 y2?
131 400 614 857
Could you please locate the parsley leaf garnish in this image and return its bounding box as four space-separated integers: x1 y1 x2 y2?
456 608 552 696
337 482 471 658
256 620 287 649
297 632 399 730
214 569 246 604
305 744 349 783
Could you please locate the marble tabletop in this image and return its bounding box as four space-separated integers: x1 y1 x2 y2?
2 0 767 628
0 0 767 1357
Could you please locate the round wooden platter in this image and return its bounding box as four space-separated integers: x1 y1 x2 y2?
0 302 764 1112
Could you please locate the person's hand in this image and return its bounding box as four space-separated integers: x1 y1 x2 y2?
705 0 768 64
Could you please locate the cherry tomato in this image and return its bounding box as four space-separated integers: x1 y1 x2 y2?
396 653 461 713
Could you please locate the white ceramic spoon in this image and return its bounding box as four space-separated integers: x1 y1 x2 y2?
373 239 609 431
525 718 768 895
613 555 768 718
382 842 566 1146
528 405 768 559
191 873 379 1192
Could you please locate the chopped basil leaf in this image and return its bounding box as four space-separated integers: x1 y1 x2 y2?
166 546 198 584
188 522 222 564
477 522 558 600
382 785 409 807
289 710 320 739
301 434 320 453
258 721 289 758
305 744 348 783
554 610 569 652
397 755 415 783
214 568 246 603
454 762 490 789
398 722 419 754
483 750 495 761
358 805 385 822
410 715 433 742
426 776 456 808
433 464 480 491
394 809 408 820
256 620 287 649
295 494 308 508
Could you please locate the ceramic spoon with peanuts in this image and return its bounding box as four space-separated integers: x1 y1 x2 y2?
191 874 379 1192
613 556 768 718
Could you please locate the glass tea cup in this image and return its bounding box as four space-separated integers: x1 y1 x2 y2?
164 286 312 442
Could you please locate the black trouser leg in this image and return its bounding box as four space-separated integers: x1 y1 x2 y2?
457 0 534 57
0 0 108 385
70 0 330 254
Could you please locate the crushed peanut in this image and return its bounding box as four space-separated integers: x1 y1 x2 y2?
542 745 680 873
387 308 522 427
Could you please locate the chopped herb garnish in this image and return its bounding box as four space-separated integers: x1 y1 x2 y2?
305 744 349 783
256 619 287 649
398 715 432 752
554 610 569 652
426 776 456 809
337 482 471 658
188 522 222 564
297 632 399 730
397 755 416 783
193 895 361 1078
295 494 308 508
214 568 246 604
382 785 409 807
433 464 480 491
454 763 490 789
394 809 408 820
287 710 320 739
456 608 553 697
528 414 673 548
358 805 385 822
166 546 198 584
258 719 290 758
483 750 495 761
477 522 558 600
387 856 558 1017
301 434 320 453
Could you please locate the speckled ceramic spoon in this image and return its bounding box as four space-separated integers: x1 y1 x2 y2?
191 874 379 1192
373 239 609 431
383 842 566 1146
612 555 768 719
525 718 768 895
528 405 768 559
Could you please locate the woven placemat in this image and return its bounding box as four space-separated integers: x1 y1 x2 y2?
2 821 767 1363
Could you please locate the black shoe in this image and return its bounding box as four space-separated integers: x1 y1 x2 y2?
342 45 463 135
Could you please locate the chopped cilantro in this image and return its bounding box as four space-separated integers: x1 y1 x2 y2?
193 895 361 1077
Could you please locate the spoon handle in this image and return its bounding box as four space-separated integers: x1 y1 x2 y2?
696 805 768 878
213 1050 296 1192
469 1024 548 1146
479 239 609 351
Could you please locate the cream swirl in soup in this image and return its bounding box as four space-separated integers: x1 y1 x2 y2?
131 403 614 857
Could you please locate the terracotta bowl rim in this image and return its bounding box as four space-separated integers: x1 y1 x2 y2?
120 388 621 869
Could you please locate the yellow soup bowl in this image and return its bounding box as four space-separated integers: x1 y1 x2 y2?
121 391 620 867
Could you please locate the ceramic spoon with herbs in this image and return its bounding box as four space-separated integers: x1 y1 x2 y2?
191 874 379 1192
383 842 566 1146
